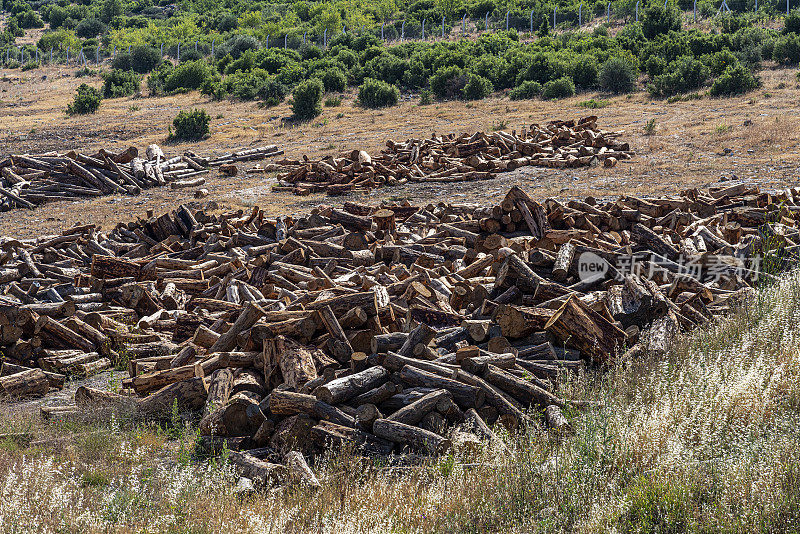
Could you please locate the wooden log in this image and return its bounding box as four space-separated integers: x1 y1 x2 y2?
285 451 321 489
386 389 451 426
372 418 451 454
227 451 285 487
0 369 49 397
399 365 483 410
397 322 436 357
209 301 266 353
482 364 561 409
313 366 388 405
264 335 314 390
269 390 356 427
544 295 626 363
310 421 394 456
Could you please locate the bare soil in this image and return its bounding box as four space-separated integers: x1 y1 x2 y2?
1 62 799 239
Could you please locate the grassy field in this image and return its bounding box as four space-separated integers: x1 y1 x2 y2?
2 273 799 533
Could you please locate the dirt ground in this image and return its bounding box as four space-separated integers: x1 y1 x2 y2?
1 62 800 239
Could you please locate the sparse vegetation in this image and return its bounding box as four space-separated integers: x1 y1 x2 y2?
578 98 609 108
644 117 657 135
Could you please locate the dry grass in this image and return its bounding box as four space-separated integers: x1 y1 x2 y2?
2 274 800 532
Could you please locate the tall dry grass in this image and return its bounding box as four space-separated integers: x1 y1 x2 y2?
2 274 800 533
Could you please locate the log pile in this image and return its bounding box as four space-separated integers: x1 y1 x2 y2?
272 116 634 196
0 183 793 487
0 145 283 211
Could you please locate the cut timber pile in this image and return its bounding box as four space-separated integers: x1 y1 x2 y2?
272 116 633 196
0 183 792 489
0 145 282 211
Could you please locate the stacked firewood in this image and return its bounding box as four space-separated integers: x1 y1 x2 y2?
0 145 282 210
272 116 634 196
0 183 794 487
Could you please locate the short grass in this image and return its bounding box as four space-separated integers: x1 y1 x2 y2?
1 273 800 532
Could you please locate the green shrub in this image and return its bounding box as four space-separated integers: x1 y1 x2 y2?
358 78 400 108
66 83 101 115
599 57 638 93
784 9 800 34
163 60 216 93
579 98 609 108
291 78 324 120
321 68 347 92
21 61 38 71
419 89 432 105
642 5 681 39
772 33 800 64
129 45 162 74
461 73 493 100
75 18 105 38
217 69 269 100
569 55 599 87
429 66 467 100
102 69 140 98
179 49 203 63
649 56 709 96
324 96 342 107
171 109 210 140
509 80 542 100
644 55 667 77
709 63 760 96
259 77 288 106
705 49 740 76
541 76 575 99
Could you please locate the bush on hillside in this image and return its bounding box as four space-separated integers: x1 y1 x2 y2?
772 33 800 64
163 60 216 93
509 80 542 100
709 63 760 96
429 65 467 100
648 56 709 96
259 77 289 106
66 83 101 115
784 9 800 34
541 76 575 99
102 69 140 98
171 109 210 140
321 68 347 92
75 17 105 38
291 78 324 120
461 73 493 100
358 78 400 108
641 5 681 39
599 56 638 93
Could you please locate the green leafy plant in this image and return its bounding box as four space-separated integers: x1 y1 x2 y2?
599 56 638 94
579 98 609 108
66 83 101 115
358 78 399 108
710 64 760 96
461 73 493 100
102 69 140 98
509 80 542 100
291 78 324 120
170 109 210 140
542 76 576 99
